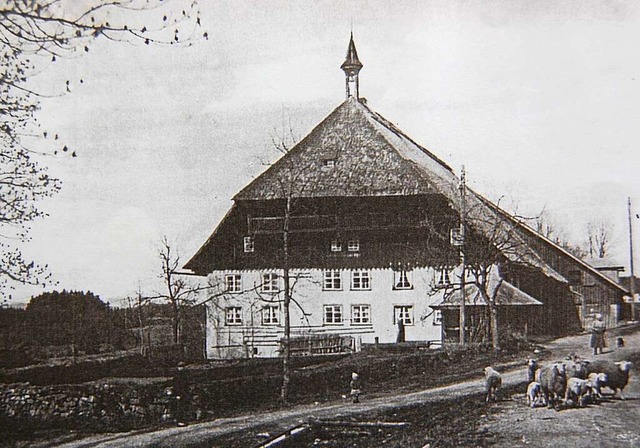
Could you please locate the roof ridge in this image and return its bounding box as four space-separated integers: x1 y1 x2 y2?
476 194 628 293
356 100 454 173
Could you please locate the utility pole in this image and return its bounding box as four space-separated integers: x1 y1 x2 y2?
459 166 467 344
628 197 636 321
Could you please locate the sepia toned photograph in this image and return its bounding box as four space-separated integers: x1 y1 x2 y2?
1 1 639 446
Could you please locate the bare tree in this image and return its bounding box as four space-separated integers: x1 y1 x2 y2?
155 236 201 345
126 286 151 356
0 1 204 299
440 194 557 351
246 126 316 403
586 220 613 259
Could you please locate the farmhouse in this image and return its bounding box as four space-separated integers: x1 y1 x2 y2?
185 36 627 359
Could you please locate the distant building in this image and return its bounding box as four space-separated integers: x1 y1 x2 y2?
184 36 627 359
584 257 625 283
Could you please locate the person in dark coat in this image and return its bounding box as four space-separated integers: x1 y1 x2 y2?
172 362 191 426
589 313 606 355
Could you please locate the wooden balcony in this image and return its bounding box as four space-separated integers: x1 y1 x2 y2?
248 212 433 234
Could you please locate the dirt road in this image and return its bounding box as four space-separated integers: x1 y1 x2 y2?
479 331 640 448
54 328 640 448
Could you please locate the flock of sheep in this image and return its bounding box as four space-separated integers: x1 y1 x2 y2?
483 356 633 410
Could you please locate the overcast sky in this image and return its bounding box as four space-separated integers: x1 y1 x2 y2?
13 0 640 304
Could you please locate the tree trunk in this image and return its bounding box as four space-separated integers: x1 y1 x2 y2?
172 298 180 345
280 196 292 404
489 303 500 351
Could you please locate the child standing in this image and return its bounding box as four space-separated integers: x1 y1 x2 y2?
350 372 362 403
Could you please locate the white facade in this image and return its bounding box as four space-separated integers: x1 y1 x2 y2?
204 267 452 359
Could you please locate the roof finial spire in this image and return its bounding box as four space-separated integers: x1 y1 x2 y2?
340 32 363 100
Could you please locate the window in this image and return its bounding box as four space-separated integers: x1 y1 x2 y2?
437 268 451 287
347 240 360 252
351 304 371 325
394 270 412 290
433 310 442 326
262 306 280 325
225 274 242 293
568 270 582 286
262 273 279 292
225 307 242 325
351 270 371 290
331 240 342 252
323 270 342 290
324 305 343 324
394 305 414 326
323 159 336 167
243 236 254 253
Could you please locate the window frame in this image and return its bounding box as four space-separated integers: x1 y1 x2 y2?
261 272 279 293
323 304 344 325
224 274 242 293
323 159 336 168
351 270 371 291
432 309 442 326
347 240 360 252
393 305 414 326
262 305 280 325
393 269 412 290
437 268 451 287
225 306 243 326
243 236 254 253
323 270 342 291
351 304 371 325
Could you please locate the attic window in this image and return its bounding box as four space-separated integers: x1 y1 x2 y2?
347 240 360 252
243 236 254 253
322 159 336 168
437 268 451 287
394 270 412 290
331 241 342 252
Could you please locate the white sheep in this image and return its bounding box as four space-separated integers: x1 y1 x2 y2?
587 372 608 400
535 362 567 409
484 366 502 402
526 381 546 408
565 377 593 407
527 359 538 383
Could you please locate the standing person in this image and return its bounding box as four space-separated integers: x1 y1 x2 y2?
396 319 405 343
349 372 362 404
172 362 191 426
590 313 606 355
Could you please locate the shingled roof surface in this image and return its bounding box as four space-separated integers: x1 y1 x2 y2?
187 98 625 294
430 280 543 308
234 98 455 200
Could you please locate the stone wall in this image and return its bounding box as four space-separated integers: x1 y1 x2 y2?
0 380 172 432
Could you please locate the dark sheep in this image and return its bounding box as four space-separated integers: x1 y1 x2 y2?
565 359 588 380
586 360 633 399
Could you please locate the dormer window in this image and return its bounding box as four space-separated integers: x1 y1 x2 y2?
243 236 254 253
323 159 336 168
347 240 360 252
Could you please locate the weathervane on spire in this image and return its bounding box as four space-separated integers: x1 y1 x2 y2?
340 32 363 100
